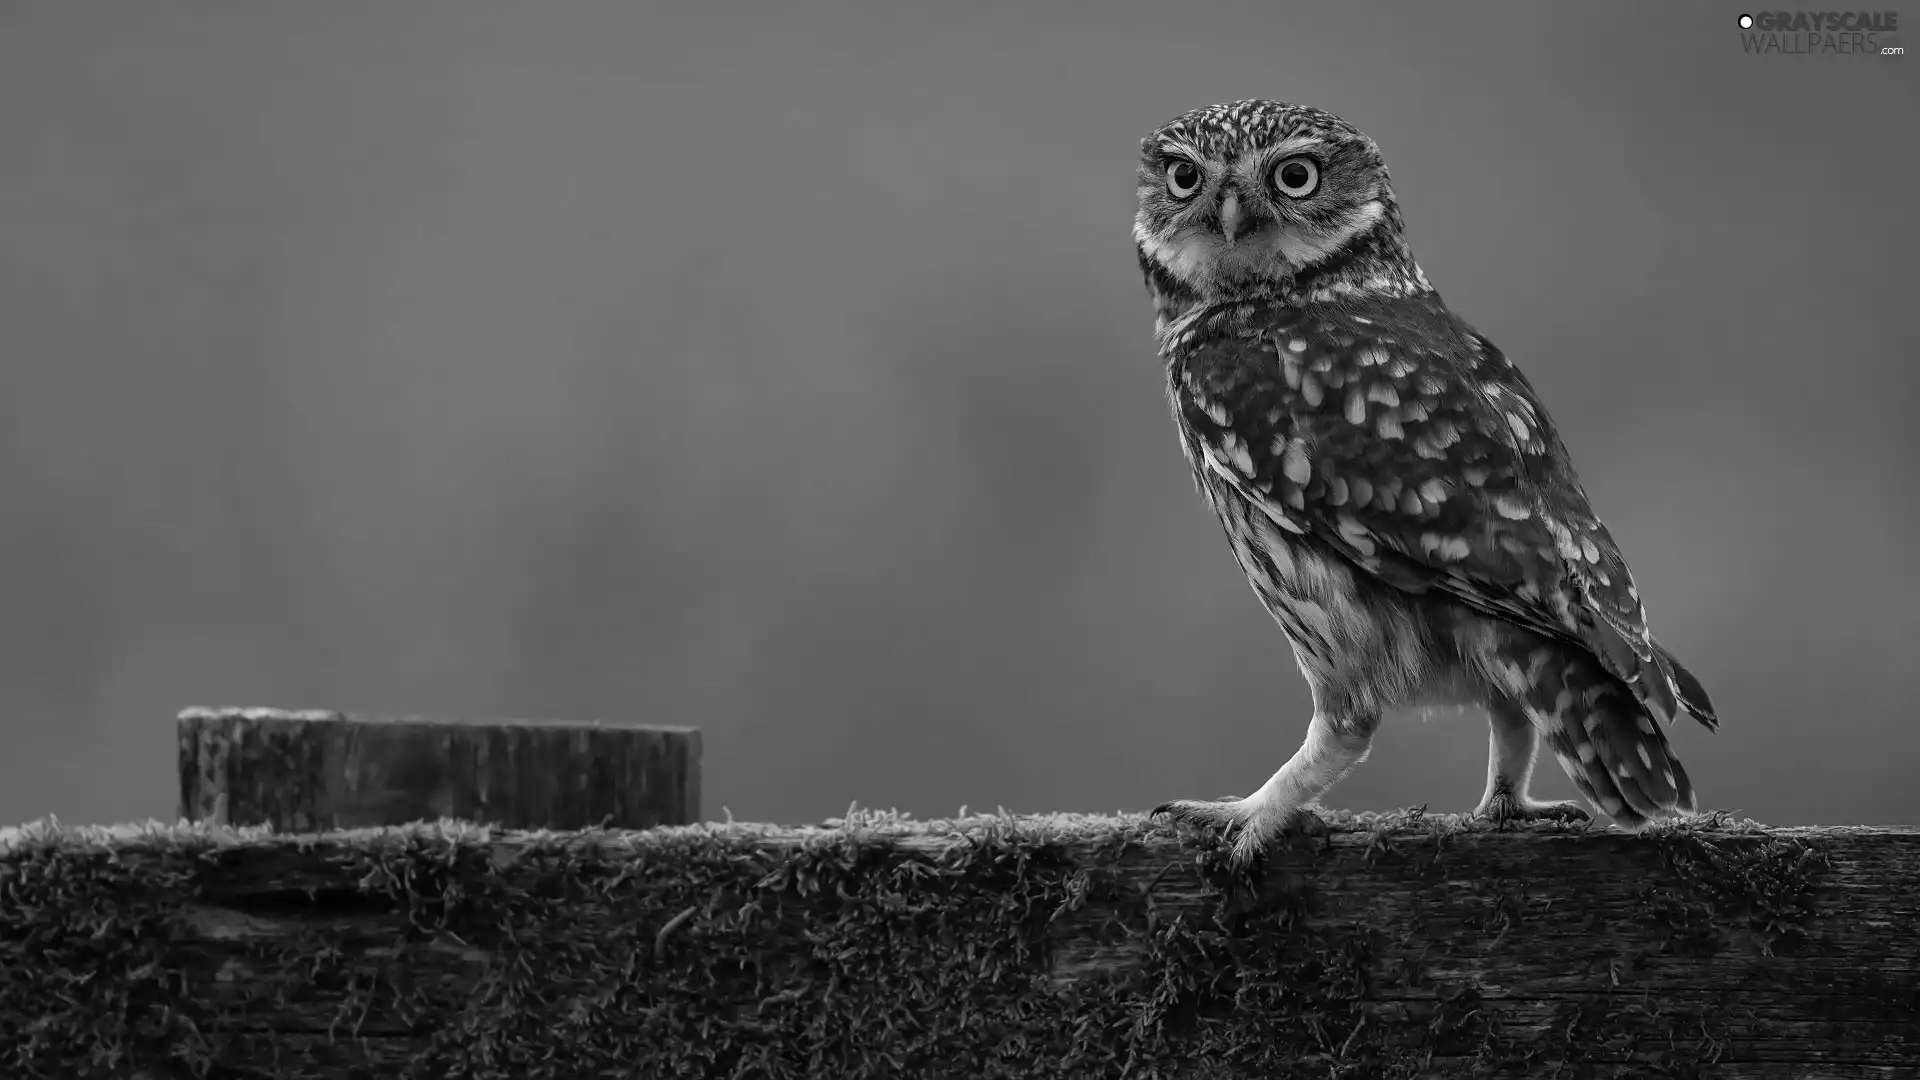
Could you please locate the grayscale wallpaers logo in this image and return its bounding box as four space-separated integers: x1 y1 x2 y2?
1738 11 1903 55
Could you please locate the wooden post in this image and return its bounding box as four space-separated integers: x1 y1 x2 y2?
176 706 700 831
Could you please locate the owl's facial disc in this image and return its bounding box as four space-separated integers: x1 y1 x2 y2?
1137 140 1357 295
1135 102 1421 308
1137 140 1391 299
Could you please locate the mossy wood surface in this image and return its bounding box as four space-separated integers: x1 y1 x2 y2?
1 811 1915 1079
177 706 701 831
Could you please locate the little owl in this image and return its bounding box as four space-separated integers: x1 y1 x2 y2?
1136 100 1717 865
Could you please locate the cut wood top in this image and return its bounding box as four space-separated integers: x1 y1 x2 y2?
176 705 698 733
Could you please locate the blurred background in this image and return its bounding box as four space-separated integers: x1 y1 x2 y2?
3 2 1915 830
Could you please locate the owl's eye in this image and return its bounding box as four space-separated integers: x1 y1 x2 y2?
1271 156 1319 199
1165 159 1202 198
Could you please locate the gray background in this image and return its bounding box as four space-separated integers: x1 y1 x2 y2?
3 2 1915 830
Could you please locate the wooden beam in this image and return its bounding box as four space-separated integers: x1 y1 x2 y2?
1 811 1914 1077
176 706 700 831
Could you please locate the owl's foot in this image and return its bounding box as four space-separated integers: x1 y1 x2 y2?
1152 796 1328 869
1473 793 1591 828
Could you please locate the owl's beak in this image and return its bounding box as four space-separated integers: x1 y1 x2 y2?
1213 193 1244 245
1217 190 1245 245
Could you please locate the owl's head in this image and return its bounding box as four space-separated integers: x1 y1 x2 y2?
1134 100 1423 307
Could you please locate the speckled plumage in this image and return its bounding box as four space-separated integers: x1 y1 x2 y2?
1137 101 1716 864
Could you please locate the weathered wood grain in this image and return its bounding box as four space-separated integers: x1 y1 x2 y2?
176 706 700 830
3 814 1915 1078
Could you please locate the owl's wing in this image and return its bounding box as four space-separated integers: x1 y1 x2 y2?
1169 301 1716 730
1457 327 1717 727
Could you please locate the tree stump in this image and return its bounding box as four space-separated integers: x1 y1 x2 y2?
176 707 700 831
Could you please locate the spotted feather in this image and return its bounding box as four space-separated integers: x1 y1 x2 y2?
1165 292 1717 736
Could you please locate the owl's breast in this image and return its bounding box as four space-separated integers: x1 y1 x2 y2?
1188 453 1438 689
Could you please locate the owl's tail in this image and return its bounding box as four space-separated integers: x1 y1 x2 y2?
1521 641 1698 828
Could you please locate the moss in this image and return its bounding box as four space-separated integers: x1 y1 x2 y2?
0 810 1840 1079
1637 810 1830 958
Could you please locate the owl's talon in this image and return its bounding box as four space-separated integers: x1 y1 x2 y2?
1151 797 1247 832
1228 805 1327 868
1474 796 1592 827
1154 797 1328 867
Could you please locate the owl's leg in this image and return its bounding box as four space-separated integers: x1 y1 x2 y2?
1153 706 1378 867
1471 696 1591 825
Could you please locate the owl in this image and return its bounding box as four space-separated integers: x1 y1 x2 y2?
1136 101 1718 865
